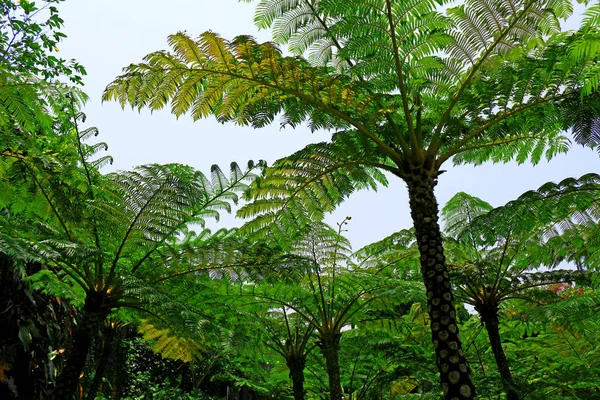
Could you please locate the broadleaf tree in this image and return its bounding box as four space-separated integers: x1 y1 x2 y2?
103 1 600 398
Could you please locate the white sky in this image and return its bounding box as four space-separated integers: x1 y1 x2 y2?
57 0 598 249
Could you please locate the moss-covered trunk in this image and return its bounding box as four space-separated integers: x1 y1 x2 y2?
477 303 519 400
405 169 476 400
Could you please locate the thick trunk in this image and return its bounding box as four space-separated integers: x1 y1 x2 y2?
109 335 126 400
405 170 476 400
477 303 519 400
52 301 108 400
85 327 117 400
286 356 306 400
319 336 343 400
51 315 96 399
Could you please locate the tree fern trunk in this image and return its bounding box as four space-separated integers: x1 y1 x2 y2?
286 356 306 400
319 336 343 400
405 169 476 400
51 310 106 400
477 304 519 400
85 326 117 400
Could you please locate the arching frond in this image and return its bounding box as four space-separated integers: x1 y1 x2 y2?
138 320 202 362
349 229 420 277
96 161 264 280
461 174 600 244
103 31 378 132
290 220 352 267
238 137 389 241
442 192 494 238
561 91 600 153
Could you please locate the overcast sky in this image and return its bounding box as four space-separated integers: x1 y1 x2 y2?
56 0 598 249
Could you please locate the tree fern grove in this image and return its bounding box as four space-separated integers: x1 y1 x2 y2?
0 0 599 399
103 1 600 399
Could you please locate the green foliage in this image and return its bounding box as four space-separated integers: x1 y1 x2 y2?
23 269 85 306
451 174 600 245
0 0 86 82
103 2 600 397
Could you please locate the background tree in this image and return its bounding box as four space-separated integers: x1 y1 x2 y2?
442 187 593 399
236 220 424 400
1 101 266 399
104 2 600 397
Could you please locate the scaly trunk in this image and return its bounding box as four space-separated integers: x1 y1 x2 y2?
318 334 343 400
405 169 476 400
286 354 306 400
476 303 519 400
85 326 118 400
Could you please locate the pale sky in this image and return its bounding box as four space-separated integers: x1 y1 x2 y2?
57 0 598 248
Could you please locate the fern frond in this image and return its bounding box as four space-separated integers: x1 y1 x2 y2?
238 137 389 241
461 174 600 244
349 229 421 277
442 192 494 238
138 320 202 362
103 31 377 132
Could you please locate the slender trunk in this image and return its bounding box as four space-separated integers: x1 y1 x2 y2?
477 303 519 400
318 334 343 400
405 169 476 400
85 327 117 400
286 356 306 400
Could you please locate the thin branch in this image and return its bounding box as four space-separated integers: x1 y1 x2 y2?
69 98 103 282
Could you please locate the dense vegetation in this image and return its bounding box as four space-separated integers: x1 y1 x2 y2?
1 0 599 399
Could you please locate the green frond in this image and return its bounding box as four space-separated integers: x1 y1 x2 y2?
463 174 600 244
452 130 571 166
441 192 494 238
446 0 566 74
561 91 600 153
238 138 389 241
138 320 202 362
524 290 600 335
290 221 352 266
104 31 376 131
349 229 420 277
446 27 599 163
580 3 600 32
22 269 86 306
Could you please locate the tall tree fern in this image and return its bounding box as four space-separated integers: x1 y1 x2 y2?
104 1 600 397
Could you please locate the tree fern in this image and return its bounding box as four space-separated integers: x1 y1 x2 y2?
443 189 592 399
105 1 600 397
